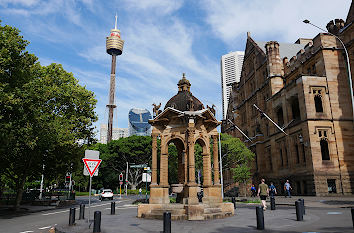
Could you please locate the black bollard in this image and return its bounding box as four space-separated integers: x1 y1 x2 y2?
93 211 101 233
351 208 354 229
270 197 276 210
111 202 115 215
79 204 85 220
256 206 264 230
232 197 236 209
298 198 305 215
295 201 303 221
69 207 76 226
163 212 171 233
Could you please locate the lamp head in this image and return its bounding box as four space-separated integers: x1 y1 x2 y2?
303 19 310 24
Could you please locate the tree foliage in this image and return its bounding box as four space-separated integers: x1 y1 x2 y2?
0 21 97 209
88 136 153 190
220 133 255 184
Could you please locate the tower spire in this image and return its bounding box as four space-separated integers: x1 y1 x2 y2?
115 13 118 30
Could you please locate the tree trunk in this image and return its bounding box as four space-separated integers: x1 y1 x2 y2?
14 175 27 211
130 184 137 190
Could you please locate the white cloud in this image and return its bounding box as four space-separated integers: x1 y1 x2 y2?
201 0 352 44
120 0 184 15
0 0 39 7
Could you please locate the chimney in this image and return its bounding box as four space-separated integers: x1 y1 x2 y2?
265 41 284 95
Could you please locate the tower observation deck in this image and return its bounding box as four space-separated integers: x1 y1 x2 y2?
106 14 124 143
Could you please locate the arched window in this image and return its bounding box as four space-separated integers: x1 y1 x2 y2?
320 138 330 160
314 95 323 112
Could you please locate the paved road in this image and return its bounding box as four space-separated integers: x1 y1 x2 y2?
0 196 133 233
58 204 353 233
1 196 353 233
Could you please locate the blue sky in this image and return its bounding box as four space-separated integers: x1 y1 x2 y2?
0 0 351 138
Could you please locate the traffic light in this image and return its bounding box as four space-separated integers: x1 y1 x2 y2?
119 173 123 181
65 175 70 182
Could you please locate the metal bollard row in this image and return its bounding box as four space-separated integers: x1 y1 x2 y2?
111 202 115 215
270 197 276 210
69 208 76 226
232 197 236 209
351 208 354 229
295 200 303 221
298 198 305 215
163 212 171 233
79 204 85 220
256 206 264 230
93 211 101 233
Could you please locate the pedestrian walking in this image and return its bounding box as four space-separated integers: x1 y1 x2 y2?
284 180 292 198
269 182 277 197
251 184 257 197
257 179 269 211
139 188 142 197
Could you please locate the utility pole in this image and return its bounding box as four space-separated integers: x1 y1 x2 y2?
106 14 124 143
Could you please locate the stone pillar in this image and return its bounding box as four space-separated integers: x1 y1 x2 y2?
212 135 220 184
160 153 169 186
151 132 158 186
183 118 198 205
203 153 212 186
184 150 188 184
187 124 196 185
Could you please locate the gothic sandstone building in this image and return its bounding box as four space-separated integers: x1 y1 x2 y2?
224 3 354 196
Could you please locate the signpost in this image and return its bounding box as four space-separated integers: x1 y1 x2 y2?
143 167 151 202
119 173 123 199
83 150 101 223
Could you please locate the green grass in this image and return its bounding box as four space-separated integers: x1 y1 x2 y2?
75 192 90 196
240 199 261 204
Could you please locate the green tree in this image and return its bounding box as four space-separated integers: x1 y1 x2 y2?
0 22 97 209
220 133 255 193
89 136 153 190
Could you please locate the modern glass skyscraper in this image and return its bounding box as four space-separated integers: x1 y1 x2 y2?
221 51 244 119
128 108 152 136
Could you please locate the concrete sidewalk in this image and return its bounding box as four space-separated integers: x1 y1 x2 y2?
54 204 353 233
266 195 354 208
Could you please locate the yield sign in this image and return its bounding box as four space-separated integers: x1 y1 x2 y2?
82 158 102 177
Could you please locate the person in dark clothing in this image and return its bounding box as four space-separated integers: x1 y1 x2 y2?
250 184 257 197
269 182 277 197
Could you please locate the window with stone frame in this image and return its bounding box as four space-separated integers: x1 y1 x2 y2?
318 129 330 160
284 145 288 167
302 144 306 164
276 107 284 127
290 97 301 120
279 147 284 167
266 147 273 171
312 64 316 75
312 87 325 113
295 143 300 164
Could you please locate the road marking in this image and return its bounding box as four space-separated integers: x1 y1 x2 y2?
38 226 52 230
105 206 137 210
42 202 111 216
19 231 34 233
42 210 69 216
327 212 342 215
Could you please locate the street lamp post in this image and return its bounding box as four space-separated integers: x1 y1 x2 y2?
303 19 354 123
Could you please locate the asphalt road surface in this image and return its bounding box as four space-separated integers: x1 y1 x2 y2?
0 196 133 233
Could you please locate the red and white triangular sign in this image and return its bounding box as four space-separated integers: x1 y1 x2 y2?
83 158 102 177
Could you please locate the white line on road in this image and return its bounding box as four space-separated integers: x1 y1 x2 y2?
19 231 34 233
38 226 52 230
42 202 112 216
42 210 69 216
105 206 137 210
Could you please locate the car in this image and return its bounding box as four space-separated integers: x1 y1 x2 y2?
99 189 114 201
